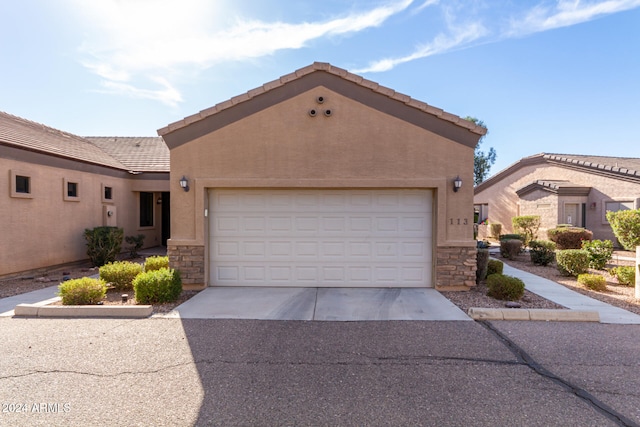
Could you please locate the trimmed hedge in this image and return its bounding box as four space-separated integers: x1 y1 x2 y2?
610 266 636 286
486 274 525 301
500 239 522 260
144 256 170 272
581 239 613 270
133 268 182 304
556 249 590 277
577 274 607 291
606 209 640 251
487 259 504 276
58 277 107 305
529 240 556 266
547 226 593 250
99 261 143 291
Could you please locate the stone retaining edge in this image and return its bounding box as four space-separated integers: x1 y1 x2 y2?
468 308 600 322
14 304 153 318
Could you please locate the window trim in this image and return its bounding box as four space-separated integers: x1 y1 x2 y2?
63 178 81 202
10 170 33 199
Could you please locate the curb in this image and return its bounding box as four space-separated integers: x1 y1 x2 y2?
468 307 600 322
14 303 153 318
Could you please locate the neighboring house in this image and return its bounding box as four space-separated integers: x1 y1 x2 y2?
1 112 170 276
159 62 486 290
474 153 640 242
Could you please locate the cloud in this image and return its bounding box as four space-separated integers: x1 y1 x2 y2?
506 0 640 37
356 0 640 73
71 0 413 105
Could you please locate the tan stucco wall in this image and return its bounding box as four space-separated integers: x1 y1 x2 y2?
1 157 168 276
169 87 477 287
474 163 640 241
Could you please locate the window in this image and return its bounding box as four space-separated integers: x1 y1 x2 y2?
139 192 154 227
63 178 80 201
101 184 114 203
16 175 30 194
10 170 33 199
603 200 634 224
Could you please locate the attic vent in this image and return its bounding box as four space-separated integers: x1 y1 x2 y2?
309 109 317 117
324 109 332 117
316 96 325 104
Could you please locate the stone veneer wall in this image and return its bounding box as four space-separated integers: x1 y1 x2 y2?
435 247 477 290
168 245 205 286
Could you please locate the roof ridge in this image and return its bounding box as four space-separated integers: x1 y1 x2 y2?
158 62 487 137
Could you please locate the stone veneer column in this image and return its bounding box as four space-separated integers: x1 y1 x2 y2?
435 246 477 291
168 244 205 288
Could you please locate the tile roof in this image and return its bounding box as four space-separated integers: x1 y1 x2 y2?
84 137 169 173
515 180 591 197
158 62 488 137
475 153 640 194
0 111 127 170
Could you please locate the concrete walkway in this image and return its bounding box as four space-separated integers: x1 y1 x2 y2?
502 262 640 324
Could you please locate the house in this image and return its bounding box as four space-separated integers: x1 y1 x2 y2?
158 62 486 290
1 112 170 276
474 153 640 242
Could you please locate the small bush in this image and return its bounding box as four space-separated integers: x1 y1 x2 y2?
581 239 613 270
547 226 593 250
133 268 182 304
487 259 504 276
476 249 489 284
607 209 640 251
556 249 590 277
125 234 145 258
144 256 170 272
610 266 636 286
99 261 143 291
499 234 523 242
529 240 556 266
512 215 541 247
84 226 124 267
58 277 107 305
577 274 607 291
500 239 522 260
489 223 502 239
486 274 525 301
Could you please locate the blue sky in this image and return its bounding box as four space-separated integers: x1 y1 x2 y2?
1 0 639 176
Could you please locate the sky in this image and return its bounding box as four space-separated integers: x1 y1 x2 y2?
1 0 639 177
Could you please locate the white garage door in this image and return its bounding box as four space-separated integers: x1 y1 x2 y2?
208 189 433 287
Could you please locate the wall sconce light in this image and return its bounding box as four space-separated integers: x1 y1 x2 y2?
179 176 189 192
453 176 463 192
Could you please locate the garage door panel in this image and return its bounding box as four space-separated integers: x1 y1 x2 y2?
210 189 433 287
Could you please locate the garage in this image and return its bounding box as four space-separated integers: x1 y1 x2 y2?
209 189 433 287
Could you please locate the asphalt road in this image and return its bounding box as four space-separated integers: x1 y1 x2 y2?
0 318 638 426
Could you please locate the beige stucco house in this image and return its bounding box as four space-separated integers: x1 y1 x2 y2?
474 153 640 242
1 112 170 276
159 62 486 290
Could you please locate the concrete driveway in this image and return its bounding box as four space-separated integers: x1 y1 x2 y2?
1 317 639 426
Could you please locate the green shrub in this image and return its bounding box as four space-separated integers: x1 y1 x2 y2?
99 261 143 291
84 226 124 267
487 259 504 276
500 239 522 260
577 274 607 291
529 240 556 266
556 249 590 277
547 226 593 250
486 274 525 301
606 209 640 251
581 239 613 270
489 223 502 239
512 215 541 247
133 268 182 304
144 255 170 272
476 249 489 284
609 266 636 286
124 234 145 258
58 277 107 305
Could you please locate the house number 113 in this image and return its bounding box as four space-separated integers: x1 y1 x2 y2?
450 218 468 225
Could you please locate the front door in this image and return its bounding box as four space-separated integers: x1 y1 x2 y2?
565 203 579 226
